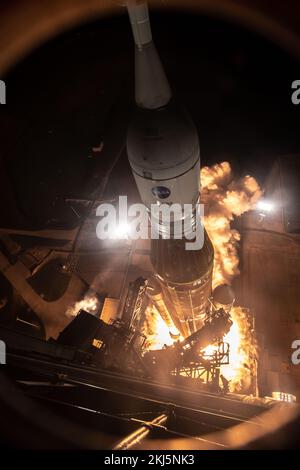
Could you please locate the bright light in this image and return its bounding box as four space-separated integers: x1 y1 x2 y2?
169 326 182 340
112 222 131 239
257 200 274 213
202 344 218 356
272 391 296 403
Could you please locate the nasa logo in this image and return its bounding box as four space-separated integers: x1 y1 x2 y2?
152 186 171 199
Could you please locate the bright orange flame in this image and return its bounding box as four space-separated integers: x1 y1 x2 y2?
202 162 260 392
218 306 257 391
142 306 177 350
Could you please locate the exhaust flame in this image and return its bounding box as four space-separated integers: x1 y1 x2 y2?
146 162 261 393
220 306 258 391
142 306 176 350
202 162 260 392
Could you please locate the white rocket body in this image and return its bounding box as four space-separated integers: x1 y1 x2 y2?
126 3 214 336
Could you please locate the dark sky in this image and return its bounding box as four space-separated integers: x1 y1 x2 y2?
0 10 299 230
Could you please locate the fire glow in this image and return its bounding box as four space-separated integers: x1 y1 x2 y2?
146 162 261 393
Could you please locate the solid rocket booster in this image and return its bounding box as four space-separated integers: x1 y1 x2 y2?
126 2 214 337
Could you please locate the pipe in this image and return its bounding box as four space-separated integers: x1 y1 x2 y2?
112 413 168 449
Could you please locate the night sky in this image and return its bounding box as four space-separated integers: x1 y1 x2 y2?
0 10 299 230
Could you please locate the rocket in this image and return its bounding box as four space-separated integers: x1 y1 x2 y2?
126 2 214 337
